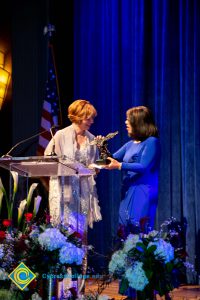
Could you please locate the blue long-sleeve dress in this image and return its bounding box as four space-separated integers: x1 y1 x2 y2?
113 136 161 229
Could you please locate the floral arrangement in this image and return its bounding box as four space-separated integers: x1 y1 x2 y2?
108 218 195 300
0 171 85 299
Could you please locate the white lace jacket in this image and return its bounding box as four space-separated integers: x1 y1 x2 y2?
44 125 102 232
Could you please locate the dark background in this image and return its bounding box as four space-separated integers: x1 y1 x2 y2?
0 0 74 157
0 0 200 282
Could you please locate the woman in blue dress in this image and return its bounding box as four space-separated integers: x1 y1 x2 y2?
105 106 161 230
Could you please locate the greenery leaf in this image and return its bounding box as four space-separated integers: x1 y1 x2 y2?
119 278 129 294
146 244 157 253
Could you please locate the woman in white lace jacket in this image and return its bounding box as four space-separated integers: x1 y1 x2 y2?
44 99 102 234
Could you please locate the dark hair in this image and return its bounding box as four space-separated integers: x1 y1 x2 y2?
126 106 158 140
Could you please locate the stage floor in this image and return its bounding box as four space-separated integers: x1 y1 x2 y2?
85 280 200 300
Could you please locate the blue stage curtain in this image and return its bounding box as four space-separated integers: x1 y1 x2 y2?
73 0 200 281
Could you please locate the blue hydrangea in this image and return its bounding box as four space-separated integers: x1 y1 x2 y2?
148 238 174 263
125 262 149 291
59 242 85 265
108 250 127 274
38 228 66 251
0 245 4 259
123 234 140 253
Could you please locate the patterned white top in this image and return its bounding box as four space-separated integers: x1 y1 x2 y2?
45 125 102 232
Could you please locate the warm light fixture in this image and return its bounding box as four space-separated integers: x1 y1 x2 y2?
0 51 10 109
0 51 4 68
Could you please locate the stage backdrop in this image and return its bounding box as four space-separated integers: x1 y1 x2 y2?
72 0 200 281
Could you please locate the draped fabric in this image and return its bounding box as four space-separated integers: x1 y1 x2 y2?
73 0 200 281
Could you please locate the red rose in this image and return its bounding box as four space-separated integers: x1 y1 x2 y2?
71 231 82 239
25 213 33 222
21 234 28 239
0 231 6 240
139 217 150 233
45 213 52 224
28 278 37 290
117 224 126 239
2 219 12 227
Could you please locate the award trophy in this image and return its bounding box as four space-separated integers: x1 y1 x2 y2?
90 131 118 165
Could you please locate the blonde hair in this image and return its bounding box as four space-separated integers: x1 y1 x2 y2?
68 99 97 123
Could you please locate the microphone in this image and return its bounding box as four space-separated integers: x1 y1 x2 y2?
1 125 59 158
49 126 57 156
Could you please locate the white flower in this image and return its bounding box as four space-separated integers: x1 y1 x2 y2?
11 171 18 195
0 177 6 196
0 187 3 213
26 183 38 209
108 250 127 274
0 177 3 190
59 243 85 265
125 262 149 291
31 292 42 300
147 230 159 238
148 238 174 263
123 234 140 253
38 228 66 251
33 195 42 216
18 199 27 225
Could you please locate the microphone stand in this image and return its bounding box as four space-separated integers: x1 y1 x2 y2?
49 127 57 156
1 126 58 158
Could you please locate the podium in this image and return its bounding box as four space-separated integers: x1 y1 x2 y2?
0 155 94 177
0 155 95 231
0 156 95 296
0 155 95 227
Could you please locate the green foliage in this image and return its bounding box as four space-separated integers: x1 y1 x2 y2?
108 218 194 299
0 289 25 300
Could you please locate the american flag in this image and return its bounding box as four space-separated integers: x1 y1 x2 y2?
37 44 61 156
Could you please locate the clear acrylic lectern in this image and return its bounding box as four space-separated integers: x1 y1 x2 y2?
0 155 94 177
0 156 95 297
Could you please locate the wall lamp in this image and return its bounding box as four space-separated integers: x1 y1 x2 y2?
0 50 10 110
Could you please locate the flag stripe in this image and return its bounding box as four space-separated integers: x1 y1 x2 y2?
41 117 52 131
37 44 60 157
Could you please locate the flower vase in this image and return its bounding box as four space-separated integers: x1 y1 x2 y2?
57 267 77 299
45 277 58 300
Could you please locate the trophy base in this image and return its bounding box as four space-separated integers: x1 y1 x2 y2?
95 158 110 165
